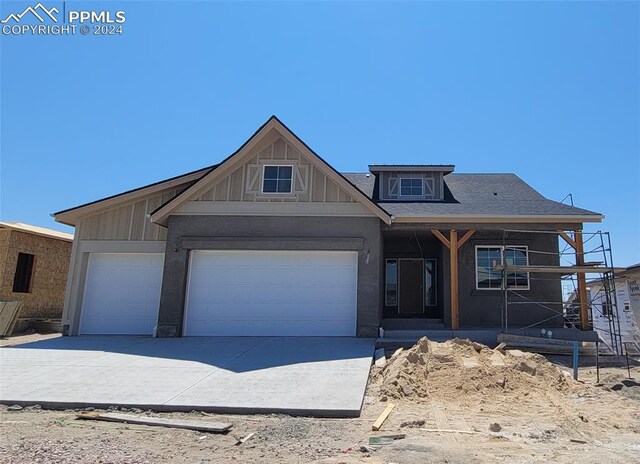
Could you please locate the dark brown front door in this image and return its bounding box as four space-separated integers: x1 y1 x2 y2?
399 259 423 315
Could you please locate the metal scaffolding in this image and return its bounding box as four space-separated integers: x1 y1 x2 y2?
495 229 625 355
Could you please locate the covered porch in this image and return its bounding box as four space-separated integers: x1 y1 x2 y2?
379 224 596 342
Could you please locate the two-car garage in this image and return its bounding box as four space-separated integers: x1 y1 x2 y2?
79 250 358 337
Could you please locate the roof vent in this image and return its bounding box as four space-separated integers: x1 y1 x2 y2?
365 173 371 178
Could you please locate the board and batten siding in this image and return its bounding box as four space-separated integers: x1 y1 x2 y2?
379 171 444 201
194 136 356 205
77 188 186 241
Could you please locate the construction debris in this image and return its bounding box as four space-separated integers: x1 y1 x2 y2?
489 423 502 432
371 403 395 431
235 432 254 445
368 434 405 445
498 333 597 356
400 419 425 428
372 337 580 402
77 412 231 433
0 301 22 336
570 438 589 444
419 428 484 435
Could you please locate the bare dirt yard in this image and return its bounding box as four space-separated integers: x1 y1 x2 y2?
1 335 639 464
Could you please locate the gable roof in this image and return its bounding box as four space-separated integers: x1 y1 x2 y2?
0 222 73 241
53 165 214 226
52 118 603 228
149 116 392 225
344 173 603 223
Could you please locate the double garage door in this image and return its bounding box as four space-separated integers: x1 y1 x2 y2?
80 250 358 336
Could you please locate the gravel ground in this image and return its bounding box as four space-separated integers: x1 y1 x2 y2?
1 333 638 463
1 363 638 464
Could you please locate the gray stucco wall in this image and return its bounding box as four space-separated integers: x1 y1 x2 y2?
456 230 563 328
384 223 566 329
157 215 382 338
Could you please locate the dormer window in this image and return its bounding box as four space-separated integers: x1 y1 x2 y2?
262 165 293 193
369 165 454 202
400 178 423 197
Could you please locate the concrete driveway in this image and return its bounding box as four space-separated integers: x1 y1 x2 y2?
0 336 375 417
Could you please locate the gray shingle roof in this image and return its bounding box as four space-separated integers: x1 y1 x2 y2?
342 173 601 218
342 173 376 198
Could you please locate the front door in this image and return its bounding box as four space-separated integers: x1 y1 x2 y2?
399 259 424 315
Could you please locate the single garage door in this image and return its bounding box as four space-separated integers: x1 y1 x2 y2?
184 250 358 336
80 253 164 335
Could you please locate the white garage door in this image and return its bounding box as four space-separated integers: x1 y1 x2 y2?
184 250 358 336
80 253 164 335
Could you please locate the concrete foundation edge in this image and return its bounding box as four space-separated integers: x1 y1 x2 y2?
0 400 363 418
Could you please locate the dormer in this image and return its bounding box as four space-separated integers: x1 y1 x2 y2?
369 165 454 202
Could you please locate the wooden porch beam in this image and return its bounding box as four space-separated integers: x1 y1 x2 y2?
574 230 591 331
450 230 459 330
557 230 577 250
456 230 476 250
431 229 451 249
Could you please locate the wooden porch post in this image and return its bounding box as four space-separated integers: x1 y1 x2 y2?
450 230 459 330
574 230 591 331
431 228 475 331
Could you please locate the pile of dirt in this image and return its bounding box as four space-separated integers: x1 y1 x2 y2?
373 337 580 402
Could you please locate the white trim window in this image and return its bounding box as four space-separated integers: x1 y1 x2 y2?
262 165 293 193
399 178 423 197
475 246 529 290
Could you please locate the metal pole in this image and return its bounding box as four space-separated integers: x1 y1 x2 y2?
503 270 509 334
625 342 631 379
596 339 600 384
607 232 624 355
573 341 579 380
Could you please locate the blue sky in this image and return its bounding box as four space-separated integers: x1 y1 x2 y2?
1 1 638 266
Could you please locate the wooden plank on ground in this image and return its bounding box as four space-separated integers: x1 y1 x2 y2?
497 334 597 355
0 301 22 336
77 412 231 433
372 403 395 431
494 342 506 351
235 432 254 445
420 428 484 435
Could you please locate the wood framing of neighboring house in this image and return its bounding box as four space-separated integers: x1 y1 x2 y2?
0 222 73 320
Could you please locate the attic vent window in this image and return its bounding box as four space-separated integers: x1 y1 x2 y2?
400 178 423 197
262 165 293 193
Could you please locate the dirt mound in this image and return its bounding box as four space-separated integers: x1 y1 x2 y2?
374 337 579 402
